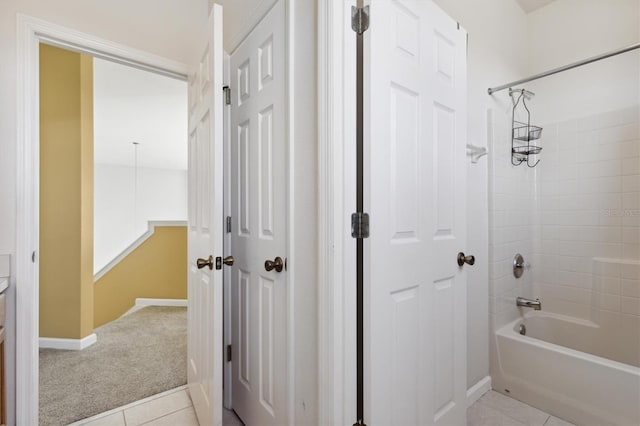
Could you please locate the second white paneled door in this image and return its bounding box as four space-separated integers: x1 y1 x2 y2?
187 4 224 426
229 2 287 425
366 0 468 425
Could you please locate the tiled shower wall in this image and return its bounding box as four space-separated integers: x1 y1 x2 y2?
489 106 640 335
532 106 640 324
488 109 536 331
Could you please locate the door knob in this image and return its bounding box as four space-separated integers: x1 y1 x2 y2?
264 256 284 272
197 255 214 270
223 256 234 266
457 252 475 267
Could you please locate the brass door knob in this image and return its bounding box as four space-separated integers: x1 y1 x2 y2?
197 255 214 270
264 256 284 272
457 252 475 267
223 256 234 266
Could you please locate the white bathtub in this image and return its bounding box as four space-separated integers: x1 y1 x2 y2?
492 311 640 426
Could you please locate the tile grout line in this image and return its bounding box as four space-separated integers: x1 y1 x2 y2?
70 385 189 426
475 393 552 426
124 391 193 426
137 406 194 426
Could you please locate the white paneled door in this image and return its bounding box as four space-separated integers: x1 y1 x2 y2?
229 1 287 425
187 5 224 426
367 1 468 425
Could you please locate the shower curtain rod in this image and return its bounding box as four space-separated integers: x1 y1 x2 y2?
488 42 640 95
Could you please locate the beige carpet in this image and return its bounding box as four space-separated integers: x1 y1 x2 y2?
39 306 187 426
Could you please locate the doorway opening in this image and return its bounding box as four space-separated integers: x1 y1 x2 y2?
37 43 190 425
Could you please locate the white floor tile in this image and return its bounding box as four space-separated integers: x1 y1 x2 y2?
142 407 199 426
77 412 126 426
467 402 528 426
477 391 550 426
124 390 192 426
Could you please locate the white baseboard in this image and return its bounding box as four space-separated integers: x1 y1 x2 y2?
39 333 97 350
122 298 188 317
467 375 492 407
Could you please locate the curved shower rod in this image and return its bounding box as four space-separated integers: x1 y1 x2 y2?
488 42 640 95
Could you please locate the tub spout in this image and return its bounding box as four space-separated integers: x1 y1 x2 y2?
516 296 541 310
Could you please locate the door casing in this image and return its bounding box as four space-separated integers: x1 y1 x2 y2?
15 15 189 425
18 1 311 425
16 3 298 425
317 1 469 425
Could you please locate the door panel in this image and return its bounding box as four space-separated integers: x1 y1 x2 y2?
187 5 223 426
367 1 467 425
230 2 287 425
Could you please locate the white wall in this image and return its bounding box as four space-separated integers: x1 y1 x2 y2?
432 0 529 391
0 1 208 423
94 164 187 273
527 0 640 124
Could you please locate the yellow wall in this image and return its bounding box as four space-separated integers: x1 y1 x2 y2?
39 44 94 339
94 226 187 327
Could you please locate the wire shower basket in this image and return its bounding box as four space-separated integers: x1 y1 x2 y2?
510 88 542 167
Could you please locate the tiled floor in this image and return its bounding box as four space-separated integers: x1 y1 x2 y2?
73 387 572 426
69 386 244 426
467 391 575 426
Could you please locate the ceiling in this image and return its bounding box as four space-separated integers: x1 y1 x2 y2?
514 0 557 13
94 58 188 170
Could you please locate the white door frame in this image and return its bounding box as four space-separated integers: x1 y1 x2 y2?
317 1 357 425
222 51 233 410
17 2 302 423
15 15 189 425
318 1 472 424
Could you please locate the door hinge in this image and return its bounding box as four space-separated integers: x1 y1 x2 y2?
351 212 370 239
351 5 370 35
215 256 222 270
226 216 232 233
223 85 231 105
227 344 232 362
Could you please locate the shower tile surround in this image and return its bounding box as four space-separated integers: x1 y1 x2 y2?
488 104 640 426
489 104 640 344
532 106 640 329
488 109 537 331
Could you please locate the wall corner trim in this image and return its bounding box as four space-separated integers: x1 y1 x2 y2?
39 333 97 351
467 375 492 408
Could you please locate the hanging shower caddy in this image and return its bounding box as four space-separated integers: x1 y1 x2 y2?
510 88 542 167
